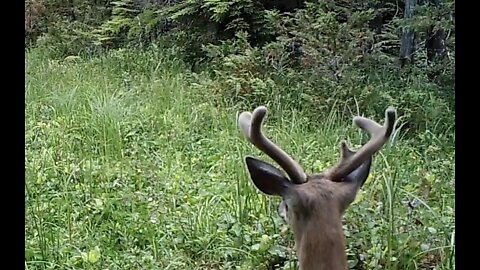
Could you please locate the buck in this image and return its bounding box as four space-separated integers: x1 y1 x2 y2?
238 106 397 270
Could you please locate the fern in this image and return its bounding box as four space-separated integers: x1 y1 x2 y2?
95 0 139 47
161 0 199 21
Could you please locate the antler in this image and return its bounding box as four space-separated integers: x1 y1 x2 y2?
327 107 397 181
238 106 307 184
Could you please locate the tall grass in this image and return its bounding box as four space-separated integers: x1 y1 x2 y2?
25 47 455 269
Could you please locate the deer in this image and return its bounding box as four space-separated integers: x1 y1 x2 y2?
238 105 397 270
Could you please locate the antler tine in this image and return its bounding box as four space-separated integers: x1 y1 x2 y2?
239 106 307 184
328 107 397 181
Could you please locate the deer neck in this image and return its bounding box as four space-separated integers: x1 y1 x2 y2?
294 214 348 270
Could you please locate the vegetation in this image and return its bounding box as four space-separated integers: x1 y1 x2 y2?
25 0 454 269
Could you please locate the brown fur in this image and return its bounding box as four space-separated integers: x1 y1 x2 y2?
288 179 354 270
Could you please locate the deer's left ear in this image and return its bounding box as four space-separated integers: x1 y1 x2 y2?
245 156 293 197
343 156 372 188
337 157 373 211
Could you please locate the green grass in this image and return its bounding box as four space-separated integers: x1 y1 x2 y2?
25 47 455 270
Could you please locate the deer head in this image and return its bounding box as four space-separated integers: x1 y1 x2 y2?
238 106 397 270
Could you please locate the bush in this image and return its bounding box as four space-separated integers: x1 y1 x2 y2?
190 1 454 137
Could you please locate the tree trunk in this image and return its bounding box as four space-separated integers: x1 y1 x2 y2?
399 0 417 67
426 27 446 61
425 0 447 62
68 0 76 21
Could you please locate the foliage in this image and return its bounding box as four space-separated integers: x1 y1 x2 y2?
25 47 454 269
94 0 140 47
93 0 170 48
198 0 454 134
26 0 111 57
25 0 46 45
25 0 455 268
162 0 276 40
34 20 102 58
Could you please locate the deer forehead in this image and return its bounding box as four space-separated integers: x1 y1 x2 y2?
282 183 343 229
285 179 355 221
291 179 344 207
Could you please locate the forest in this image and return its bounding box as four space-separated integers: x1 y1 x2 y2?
25 0 455 269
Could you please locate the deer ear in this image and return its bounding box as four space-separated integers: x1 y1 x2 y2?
245 156 293 197
343 156 372 188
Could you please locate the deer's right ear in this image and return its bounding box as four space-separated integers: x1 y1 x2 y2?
245 156 293 197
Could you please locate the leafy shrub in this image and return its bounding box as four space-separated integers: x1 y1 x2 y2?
35 20 103 58
25 0 46 46
198 0 454 136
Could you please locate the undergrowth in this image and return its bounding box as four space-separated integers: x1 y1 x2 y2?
25 47 454 269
